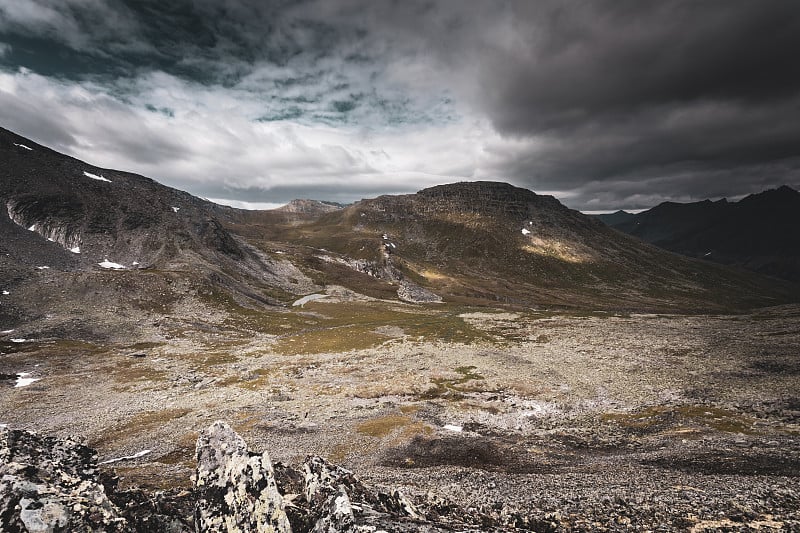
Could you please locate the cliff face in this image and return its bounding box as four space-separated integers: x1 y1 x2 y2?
0 423 537 532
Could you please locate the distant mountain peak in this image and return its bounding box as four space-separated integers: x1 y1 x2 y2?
602 184 800 282
739 184 800 207
419 181 539 200
411 181 562 219
274 199 344 214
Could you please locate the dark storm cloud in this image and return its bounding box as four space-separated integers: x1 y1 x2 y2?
479 1 800 131
1 0 799 210
455 0 800 204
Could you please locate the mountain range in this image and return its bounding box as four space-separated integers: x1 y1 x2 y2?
594 186 800 282
1 125 798 338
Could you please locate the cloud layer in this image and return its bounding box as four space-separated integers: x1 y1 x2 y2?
1 0 799 210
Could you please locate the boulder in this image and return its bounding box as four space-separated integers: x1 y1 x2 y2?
194 421 292 532
0 426 129 532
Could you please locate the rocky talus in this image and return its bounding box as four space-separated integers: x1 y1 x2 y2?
0 423 534 532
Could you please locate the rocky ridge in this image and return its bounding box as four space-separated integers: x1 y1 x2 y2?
601 185 800 282
0 422 537 532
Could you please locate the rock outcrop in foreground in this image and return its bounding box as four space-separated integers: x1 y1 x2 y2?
0 423 534 532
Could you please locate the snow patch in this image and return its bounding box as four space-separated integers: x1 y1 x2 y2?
83 171 111 183
1 329 14 334
292 293 330 307
11 338 27 343
443 424 463 432
98 260 125 270
172 206 180 213
382 234 388 240
36 266 49 270
521 228 531 235
15 372 40 388
1 290 8 295
131 261 140 266
13 143 33 151
69 246 81 254
27 224 36 231
98 449 152 465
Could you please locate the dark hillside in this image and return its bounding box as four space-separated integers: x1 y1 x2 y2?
608 187 800 282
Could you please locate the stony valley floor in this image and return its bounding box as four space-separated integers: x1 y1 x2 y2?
2 299 799 530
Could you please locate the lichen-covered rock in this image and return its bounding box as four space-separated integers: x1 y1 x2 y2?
396 281 442 304
1 423 523 532
0 426 129 532
194 420 292 532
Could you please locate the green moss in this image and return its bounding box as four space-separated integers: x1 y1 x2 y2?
273 326 389 355
601 405 759 435
419 365 487 400
208 298 499 354
356 414 432 439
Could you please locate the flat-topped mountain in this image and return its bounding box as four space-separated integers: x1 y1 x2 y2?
242 181 798 311
601 186 800 282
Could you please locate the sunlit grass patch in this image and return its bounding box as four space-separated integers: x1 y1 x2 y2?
203 292 507 354
92 408 192 447
273 326 390 355
601 405 759 435
357 414 433 441
264 302 498 354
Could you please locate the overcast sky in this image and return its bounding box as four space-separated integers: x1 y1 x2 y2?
1 0 799 211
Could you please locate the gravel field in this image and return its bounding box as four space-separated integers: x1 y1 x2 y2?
2 300 799 530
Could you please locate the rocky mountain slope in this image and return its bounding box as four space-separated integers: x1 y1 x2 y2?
5 416 798 532
230 181 799 312
599 186 800 282
275 199 345 215
0 127 319 334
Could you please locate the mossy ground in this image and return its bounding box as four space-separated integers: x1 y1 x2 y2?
91 408 192 448
418 365 489 400
601 405 760 436
201 294 520 355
